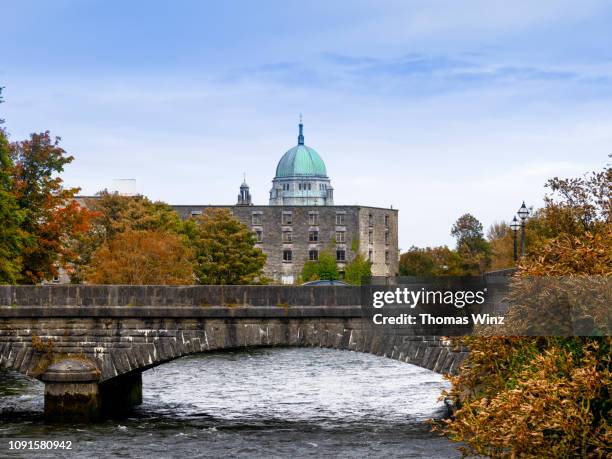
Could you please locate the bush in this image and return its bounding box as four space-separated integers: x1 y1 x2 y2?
441 336 611 458
439 160 612 457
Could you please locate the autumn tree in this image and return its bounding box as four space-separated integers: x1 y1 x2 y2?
73 191 186 282
451 213 491 275
188 208 266 285
442 159 612 457
486 221 515 270
0 89 26 283
10 132 94 283
399 246 464 276
521 159 611 272
399 246 435 276
83 191 184 239
84 229 193 285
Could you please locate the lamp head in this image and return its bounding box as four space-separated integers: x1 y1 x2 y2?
510 216 520 231
517 201 530 220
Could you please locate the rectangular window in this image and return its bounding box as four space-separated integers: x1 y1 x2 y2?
309 250 318 261
308 212 319 225
368 250 373 262
368 229 373 244
283 250 293 262
254 229 263 243
336 231 345 243
336 250 346 262
190 210 202 217
385 230 389 245
336 213 345 225
308 230 319 242
252 213 262 225
282 212 292 225
384 214 390 227
283 231 293 243
385 250 390 264
368 214 374 226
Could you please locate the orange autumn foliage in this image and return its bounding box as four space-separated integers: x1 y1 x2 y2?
10 132 97 283
84 229 194 285
439 160 612 458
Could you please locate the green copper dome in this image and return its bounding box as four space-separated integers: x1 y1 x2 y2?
274 122 328 178
275 145 327 178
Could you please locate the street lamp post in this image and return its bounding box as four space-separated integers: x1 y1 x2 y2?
517 201 530 257
510 216 520 262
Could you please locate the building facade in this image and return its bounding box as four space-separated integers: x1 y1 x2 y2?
173 204 398 284
172 121 398 284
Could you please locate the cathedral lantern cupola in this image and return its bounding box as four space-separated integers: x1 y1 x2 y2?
237 175 252 206
269 117 334 206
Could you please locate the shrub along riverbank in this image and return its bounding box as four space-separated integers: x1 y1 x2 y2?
439 160 611 457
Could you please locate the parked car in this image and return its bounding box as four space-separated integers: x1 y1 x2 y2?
301 280 350 286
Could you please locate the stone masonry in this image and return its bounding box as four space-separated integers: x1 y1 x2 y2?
0 285 464 381
172 205 399 283
0 285 466 420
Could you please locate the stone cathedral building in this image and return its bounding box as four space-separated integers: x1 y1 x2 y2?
173 121 399 284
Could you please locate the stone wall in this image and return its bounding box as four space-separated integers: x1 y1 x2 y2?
0 286 466 384
357 206 399 277
171 205 399 282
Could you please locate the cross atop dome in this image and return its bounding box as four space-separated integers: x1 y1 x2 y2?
298 114 304 146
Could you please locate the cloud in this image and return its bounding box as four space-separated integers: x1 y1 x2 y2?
215 50 612 103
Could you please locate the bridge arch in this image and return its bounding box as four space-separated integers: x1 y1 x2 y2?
0 285 467 420
0 316 464 382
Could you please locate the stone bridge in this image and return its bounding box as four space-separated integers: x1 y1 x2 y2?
0 285 468 421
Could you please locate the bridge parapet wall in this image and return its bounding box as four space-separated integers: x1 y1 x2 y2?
0 286 468 385
0 285 362 308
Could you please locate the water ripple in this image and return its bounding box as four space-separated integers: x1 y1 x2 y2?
0 348 460 458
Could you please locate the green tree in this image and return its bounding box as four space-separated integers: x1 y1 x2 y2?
344 252 372 284
0 89 26 283
301 250 340 282
451 213 491 275
343 239 371 284
188 208 266 285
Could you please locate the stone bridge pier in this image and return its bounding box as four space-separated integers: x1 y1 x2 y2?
0 286 470 421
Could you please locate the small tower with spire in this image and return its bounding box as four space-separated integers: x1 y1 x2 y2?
237 174 252 206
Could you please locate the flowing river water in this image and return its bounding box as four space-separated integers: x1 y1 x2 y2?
0 348 461 458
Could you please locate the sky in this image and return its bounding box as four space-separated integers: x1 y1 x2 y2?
1 0 611 249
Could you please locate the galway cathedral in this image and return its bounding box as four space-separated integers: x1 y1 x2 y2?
173 120 399 284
